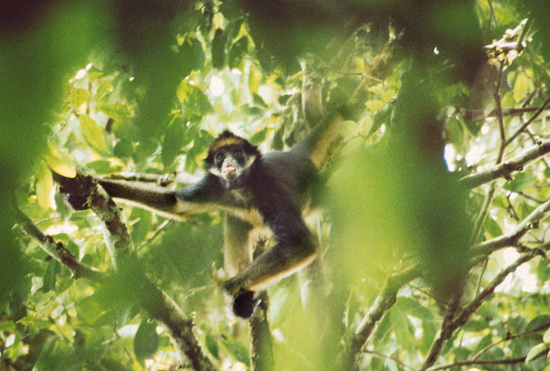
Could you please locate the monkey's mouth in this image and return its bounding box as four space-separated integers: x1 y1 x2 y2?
224 165 236 175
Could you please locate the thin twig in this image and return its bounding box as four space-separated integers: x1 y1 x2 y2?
505 96 550 146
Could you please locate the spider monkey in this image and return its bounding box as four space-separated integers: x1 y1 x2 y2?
58 114 342 318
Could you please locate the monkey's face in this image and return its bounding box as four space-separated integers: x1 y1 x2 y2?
210 145 256 189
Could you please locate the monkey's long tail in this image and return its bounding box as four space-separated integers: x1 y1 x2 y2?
291 112 344 170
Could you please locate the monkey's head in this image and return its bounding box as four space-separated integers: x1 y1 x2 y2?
206 131 261 189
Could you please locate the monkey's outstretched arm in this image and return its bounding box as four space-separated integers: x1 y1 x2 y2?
55 172 230 220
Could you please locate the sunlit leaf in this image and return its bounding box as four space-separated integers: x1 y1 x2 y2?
513 72 534 102
525 343 546 363
44 146 76 178
98 103 130 123
36 161 53 210
80 114 109 153
70 87 88 109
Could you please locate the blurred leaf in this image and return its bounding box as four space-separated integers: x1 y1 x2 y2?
525 343 546 363
526 315 550 332
205 334 219 359
36 161 53 210
98 103 130 123
42 260 59 293
513 72 534 102
129 208 153 245
161 120 186 167
395 297 434 321
113 140 134 159
80 114 109 153
44 146 76 178
70 87 88 109
228 36 248 69
504 173 535 193
223 339 250 366
134 318 159 360
212 28 226 69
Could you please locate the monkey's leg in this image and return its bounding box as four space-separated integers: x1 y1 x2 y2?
223 237 317 295
223 214 254 279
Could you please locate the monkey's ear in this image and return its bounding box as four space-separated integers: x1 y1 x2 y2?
231 290 259 319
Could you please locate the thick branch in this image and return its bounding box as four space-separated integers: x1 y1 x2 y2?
53 172 216 370
459 139 550 189
471 198 550 256
338 265 420 370
54 172 133 266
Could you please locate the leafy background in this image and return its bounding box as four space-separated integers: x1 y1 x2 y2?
1 0 549 370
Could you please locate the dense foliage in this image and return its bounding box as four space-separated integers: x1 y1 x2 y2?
1 1 549 370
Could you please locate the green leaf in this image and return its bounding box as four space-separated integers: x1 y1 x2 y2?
513 72 533 102
161 120 186 167
483 217 503 238
70 87 88 109
205 334 219 359
98 103 129 123
395 297 434 321
504 173 535 193
42 260 59 293
526 315 550 332
80 114 109 153
228 36 248 69
36 161 53 210
113 140 133 159
224 340 249 366
212 28 226 69
129 208 153 244
134 318 160 360
525 343 546 363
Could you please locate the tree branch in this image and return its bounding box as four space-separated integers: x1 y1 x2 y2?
458 106 546 121
337 265 421 370
471 197 550 256
505 96 550 146
421 249 544 370
14 208 105 281
459 138 550 189
427 347 550 370
53 172 216 371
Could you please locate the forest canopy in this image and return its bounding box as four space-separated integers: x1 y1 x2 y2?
1 0 550 370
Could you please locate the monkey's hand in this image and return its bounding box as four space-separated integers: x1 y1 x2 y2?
222 278 259 319
231 289 259 319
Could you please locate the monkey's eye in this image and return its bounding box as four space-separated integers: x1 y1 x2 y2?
215 152 225 163
234 150 245 161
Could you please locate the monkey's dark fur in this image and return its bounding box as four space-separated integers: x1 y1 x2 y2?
59 114 342 318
